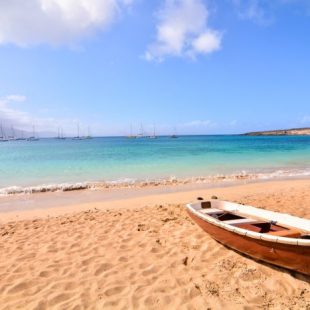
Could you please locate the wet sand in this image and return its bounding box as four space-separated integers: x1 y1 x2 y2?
0 179 309 309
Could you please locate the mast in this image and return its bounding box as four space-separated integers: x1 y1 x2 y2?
127 123 136 138
72 123 81 140
171 126 178 138
86 126 92 139
149 123 156 138
11 125 15 139
26 124 38 141
0 123 7 141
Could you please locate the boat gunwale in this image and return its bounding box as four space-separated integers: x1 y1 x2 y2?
186 201 310 247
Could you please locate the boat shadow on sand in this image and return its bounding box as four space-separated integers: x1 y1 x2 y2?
219 242 310 285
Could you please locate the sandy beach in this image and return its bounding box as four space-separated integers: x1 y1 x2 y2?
0 179 309 309
2 0 310 308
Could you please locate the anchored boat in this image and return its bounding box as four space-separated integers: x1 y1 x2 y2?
186 200 310 275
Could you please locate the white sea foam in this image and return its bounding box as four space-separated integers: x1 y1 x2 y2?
0 168 309 196
0 182 95 196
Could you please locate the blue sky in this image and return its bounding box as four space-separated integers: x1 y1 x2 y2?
0 0 309 136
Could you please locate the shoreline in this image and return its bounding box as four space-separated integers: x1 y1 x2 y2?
1 166 310 197
1 178 309 223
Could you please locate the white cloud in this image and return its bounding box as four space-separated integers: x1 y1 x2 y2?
232 0 310 24
0 95 76 135
232 0 273 24
301 115 310 124
229 120 238 126
182 120 217 128
0 0 133 47
191 30 222 54
5 95 27 102
0 96 31 126
145 0 222 61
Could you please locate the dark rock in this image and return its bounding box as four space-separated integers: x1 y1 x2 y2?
183 257 188 266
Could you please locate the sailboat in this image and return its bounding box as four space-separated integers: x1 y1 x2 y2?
86 126 92 139
171 127 178 138
55 127 66 140
15 129 26 140
8 126 16 141
149 124 157 139
27 125 39 141
127 124 136 139
0 123 8 142
73 123 84 140
60 127 66 139
136 124 144 139
55 127 60 139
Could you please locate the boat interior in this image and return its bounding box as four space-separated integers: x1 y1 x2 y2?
199 202 310 239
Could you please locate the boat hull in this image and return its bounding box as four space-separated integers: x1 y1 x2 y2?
187 210 310 276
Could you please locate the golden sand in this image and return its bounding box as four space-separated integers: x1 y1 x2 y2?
0 179 309 309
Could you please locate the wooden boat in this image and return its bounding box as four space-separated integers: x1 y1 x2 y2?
186 200 310 275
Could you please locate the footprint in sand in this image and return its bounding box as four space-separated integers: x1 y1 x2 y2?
81 256 96 266
48 293 72 307
12 266 24 274
7 281 33 294
138 262 149 269
137 242 147 249
33 300 47 310
104 286 125 297
150 246 161 254
119 244 128 250
118 256 129 262
142 266 160 277
122 237 132 243
143 295 157 307
94 263 113 276
39 270 52 278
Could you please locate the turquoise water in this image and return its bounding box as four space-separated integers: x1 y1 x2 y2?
0 135 309 190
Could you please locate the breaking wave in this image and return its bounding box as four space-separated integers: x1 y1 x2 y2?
0 168 309 196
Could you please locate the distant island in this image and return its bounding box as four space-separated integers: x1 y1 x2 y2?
244 127 310 136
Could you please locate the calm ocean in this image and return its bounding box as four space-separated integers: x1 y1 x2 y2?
0 135 309 193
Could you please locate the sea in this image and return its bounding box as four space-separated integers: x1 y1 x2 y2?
0 135 309 195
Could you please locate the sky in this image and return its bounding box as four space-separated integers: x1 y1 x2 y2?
0 0 309 136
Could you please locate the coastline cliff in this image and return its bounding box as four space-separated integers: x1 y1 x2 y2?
244 127 310 136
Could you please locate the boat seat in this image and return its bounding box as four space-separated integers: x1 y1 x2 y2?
223 218 260 225
199 208 223 215
268 229 301 238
